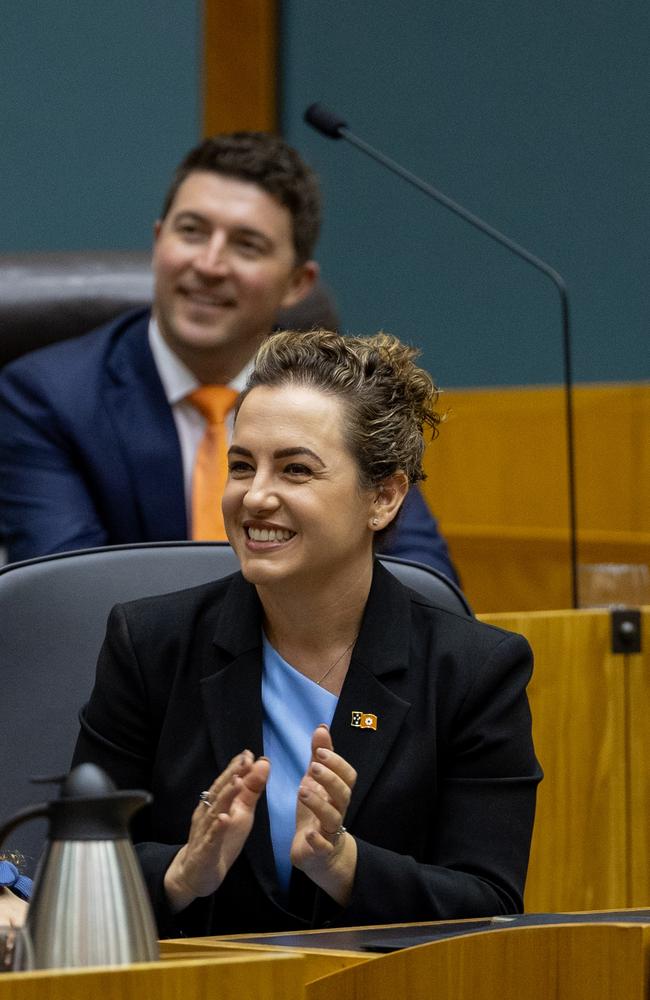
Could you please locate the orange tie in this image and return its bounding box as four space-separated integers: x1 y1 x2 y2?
188 385 238 541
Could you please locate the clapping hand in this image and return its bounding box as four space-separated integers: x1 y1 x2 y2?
290 724 358 905
164 750 270 912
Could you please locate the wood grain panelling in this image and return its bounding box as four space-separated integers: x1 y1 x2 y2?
481 609 629 912
626 606 650 907
423 382 650 611
0 952 303 1000
203 0 278 135
306 924 650 1000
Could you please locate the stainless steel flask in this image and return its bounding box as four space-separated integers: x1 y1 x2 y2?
0 764 159 968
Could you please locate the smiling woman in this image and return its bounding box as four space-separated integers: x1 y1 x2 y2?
223 382 399 599
73 328 542 937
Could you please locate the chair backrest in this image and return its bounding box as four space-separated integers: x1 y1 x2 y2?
0 542 469 870
0 251 339 368
378 554 471 616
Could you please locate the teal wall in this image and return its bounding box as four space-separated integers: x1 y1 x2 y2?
2 2 200 253
3 3 647 387
281 1 649 387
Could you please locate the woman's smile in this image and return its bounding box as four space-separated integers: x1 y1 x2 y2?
223 384 377 589
244 522 297 545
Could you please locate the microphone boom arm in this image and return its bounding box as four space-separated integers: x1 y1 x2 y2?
306 104 579 608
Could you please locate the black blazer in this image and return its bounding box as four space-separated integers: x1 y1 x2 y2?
73 563 541 936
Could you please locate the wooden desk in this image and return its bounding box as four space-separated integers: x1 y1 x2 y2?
302 923 650 1000
167 911 650 1000
4 913 650 1000
0 950 304 1000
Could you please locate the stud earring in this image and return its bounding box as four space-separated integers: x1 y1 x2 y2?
372 517 379 526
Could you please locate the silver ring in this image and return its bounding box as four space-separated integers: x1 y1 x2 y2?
199 790 211 807
333 824 346 843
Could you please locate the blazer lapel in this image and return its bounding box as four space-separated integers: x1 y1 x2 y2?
103 311 187 539
330 562 413 829
198 575 280 900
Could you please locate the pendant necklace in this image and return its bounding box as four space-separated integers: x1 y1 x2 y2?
316 637 357 686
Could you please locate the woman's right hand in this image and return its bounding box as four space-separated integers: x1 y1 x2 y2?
163 750 270 913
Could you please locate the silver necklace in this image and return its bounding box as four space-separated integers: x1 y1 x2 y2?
316 638 356 686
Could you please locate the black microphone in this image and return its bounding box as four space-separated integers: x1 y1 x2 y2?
304 103 347 138
305 101 579 609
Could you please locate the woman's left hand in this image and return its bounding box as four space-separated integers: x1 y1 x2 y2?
290 724 358 906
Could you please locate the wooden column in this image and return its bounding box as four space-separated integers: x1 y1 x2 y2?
203 0 278 135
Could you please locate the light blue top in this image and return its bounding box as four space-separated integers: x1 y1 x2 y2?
261 633 338 894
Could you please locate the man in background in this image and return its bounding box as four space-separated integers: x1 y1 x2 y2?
0 132 458 582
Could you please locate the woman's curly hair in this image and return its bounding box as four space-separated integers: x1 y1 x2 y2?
238 328 441 488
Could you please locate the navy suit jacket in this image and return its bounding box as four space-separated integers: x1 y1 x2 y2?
0 309 458 580
72 562 541 936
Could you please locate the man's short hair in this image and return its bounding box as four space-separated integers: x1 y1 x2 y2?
160 132 321 265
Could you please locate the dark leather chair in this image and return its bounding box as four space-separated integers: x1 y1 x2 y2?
0 542 470 871
0 251 339 368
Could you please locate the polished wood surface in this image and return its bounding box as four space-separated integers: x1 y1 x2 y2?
10 917 650 1000
168 916 650 1000
305 924 650 1000
161 936 371 983
203 0 278 134
0 952 303 1000
422 381 650 611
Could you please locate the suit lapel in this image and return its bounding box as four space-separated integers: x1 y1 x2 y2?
198 575 280 899
331 664 411 828
330 563 413 828
102 311 187 539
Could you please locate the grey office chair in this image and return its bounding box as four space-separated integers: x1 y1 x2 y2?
0 542 470 870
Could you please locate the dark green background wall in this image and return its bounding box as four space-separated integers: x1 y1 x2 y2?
282 1 649 387
1 2 200 253
2 2 647 388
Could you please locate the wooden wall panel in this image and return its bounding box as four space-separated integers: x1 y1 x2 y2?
425 382 650 532
423 382 650 611
447 527 650 613
626 606 650 907
203 0 278 135
481 609 629 912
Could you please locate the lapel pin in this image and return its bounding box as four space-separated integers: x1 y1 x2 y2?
351 711 378 731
